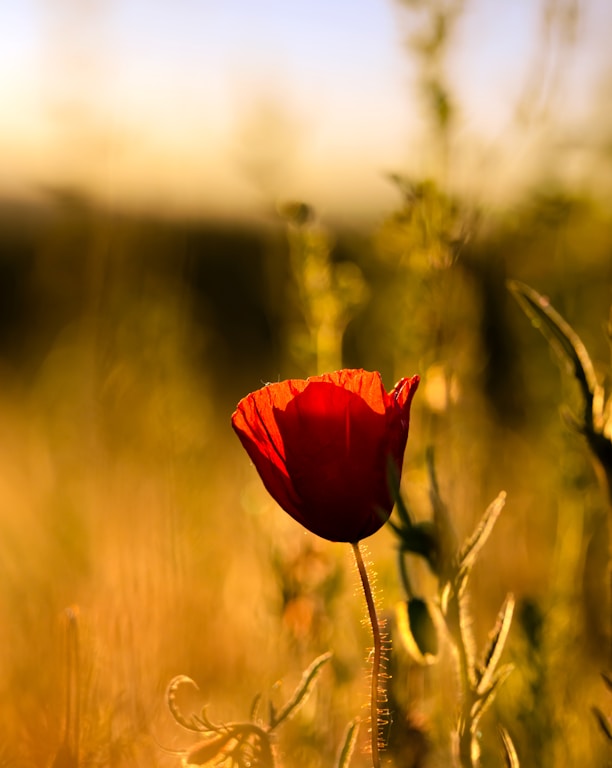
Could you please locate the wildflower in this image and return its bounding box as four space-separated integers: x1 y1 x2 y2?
231 369 419 542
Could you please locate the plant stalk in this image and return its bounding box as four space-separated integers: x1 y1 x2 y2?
351 541 382 768
446 589 478 768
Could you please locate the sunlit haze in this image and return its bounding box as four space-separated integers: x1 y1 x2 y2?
1 0 611 222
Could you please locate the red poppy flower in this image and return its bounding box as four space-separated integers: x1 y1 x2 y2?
231 369 419 543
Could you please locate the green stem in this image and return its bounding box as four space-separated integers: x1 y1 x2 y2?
447 589 478 768
397 548 413 598
351 542 381 768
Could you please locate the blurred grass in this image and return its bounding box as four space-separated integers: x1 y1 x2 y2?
0 180 610 766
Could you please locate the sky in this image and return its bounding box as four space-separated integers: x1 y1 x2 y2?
1 0 611 223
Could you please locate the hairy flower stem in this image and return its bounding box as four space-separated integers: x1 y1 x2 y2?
351 542 382 768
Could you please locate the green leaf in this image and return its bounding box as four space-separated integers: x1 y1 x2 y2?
249 693 263 723
471 664 514 730
269 652 332 729
499 726 520 767
507 279 600 428
334 718 360 768
458 492 506 577
476 594 515 696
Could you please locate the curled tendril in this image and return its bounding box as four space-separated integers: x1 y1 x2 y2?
166 653 333 767
166 676 208 733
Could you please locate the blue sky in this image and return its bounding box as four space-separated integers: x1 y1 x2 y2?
1 0 610 221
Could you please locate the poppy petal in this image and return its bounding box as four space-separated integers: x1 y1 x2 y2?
232 370 419 542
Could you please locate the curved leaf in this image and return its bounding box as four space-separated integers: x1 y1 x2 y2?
507 280 600 427
458 492 506 577
499 726 520 767
270 652 332 729
477 594 515 696
335 718 360 768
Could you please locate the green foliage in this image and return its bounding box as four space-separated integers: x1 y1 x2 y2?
280 202 367 376
509 278 612 500
389 453 515 767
